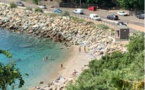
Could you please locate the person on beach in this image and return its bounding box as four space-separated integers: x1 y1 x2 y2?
79 46 81 52
87 46 90 52
72 70 78 78
84 46 86 53
61 64 64 69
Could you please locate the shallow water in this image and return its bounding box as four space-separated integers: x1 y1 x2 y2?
0 28 69 89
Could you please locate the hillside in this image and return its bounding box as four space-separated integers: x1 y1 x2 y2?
66 32 144 90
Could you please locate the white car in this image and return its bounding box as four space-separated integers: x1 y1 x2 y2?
73 9 84 14
89 14 101 21
117 11 128 16
38 5 47 9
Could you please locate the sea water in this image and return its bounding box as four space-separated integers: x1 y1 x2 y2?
0 28 69 89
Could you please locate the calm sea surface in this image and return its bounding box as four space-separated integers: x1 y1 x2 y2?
0 28 69 89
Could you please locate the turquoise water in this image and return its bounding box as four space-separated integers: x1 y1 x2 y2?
0 28 69 89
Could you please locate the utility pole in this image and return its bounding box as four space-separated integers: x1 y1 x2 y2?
80 0 81 8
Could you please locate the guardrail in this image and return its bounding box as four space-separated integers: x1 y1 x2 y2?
70 14 117 29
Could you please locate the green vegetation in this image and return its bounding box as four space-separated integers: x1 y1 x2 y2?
116 0 144 10
32 0 40 5
0 50 24 90
64 0 143 10
9 2 17 8
26 7 33 11
61 11 70 16
70 16 86 23
97 24 110 30
49 13 59 18
34 7 43 12
66 32 144 90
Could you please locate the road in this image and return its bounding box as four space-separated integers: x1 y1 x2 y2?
0 0 144 33
60 7 144 27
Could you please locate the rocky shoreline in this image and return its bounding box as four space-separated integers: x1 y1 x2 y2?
0 5 128 90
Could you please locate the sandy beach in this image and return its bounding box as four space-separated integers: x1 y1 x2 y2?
27 45 93 90
32 45 95 90
59 45 94 79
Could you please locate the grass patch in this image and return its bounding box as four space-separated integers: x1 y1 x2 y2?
70 16 86 23
9 2 17 8
26 7 33 11
85 21 95 25
32 0 40 5
49 13 59 18
34 7 43 12
60 11 70 16
97 24 110 30
2 4 8 7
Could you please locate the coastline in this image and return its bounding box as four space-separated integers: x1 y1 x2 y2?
0 4 128 90
32 45 95 90
59 45 94 79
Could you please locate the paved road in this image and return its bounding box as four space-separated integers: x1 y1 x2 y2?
0 0 144 26
0 0 144 33
60 7 144 27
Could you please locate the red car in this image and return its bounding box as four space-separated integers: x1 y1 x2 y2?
88 6 96 11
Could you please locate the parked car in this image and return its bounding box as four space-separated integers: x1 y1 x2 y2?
54 8 62 13
117 21 127 26
38 5 47 9
16 1 24 7
117 11 128 16
107 14 119 20
89 14 101 21
136 14 144 19
73 9 84 14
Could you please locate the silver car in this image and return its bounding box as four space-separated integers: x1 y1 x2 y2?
136 14 144 19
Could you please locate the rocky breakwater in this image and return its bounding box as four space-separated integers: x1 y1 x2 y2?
0 6 64 42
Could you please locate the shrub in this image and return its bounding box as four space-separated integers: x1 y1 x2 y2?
34 7 43 12
97 24 109 30
26 7 33 11
9 2 17 8
61 11 70 16
33 0 40 5
70 16 86 23
49 13 58 18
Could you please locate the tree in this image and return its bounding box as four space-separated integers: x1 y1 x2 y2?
33 0 40 5
0 50 24 90
116 0 144 10
9 2 17 8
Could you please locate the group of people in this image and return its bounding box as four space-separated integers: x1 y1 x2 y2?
43 56 53 61
79 46 90 53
